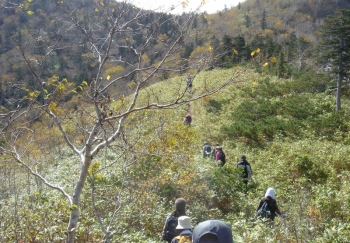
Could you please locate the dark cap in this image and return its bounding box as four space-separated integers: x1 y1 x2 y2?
192 219 233 243
175 198 187 211
241 155 246 159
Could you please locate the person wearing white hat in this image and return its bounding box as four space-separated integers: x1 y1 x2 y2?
170 216 193 243
256 187 282 221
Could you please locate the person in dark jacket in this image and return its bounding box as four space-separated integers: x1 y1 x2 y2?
183 113 192 126
211 143 220 159
256 188 282 221
162 198 187 242
203 142 212 158
215 147 226 166
186 74 193 88
236 155 252 185
192 219 233 243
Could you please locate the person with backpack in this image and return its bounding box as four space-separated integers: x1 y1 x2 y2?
256 187 282 221
236 155 252 186
192 219 233 243
183 113 192 126
186 75 192 88
162 198 187 242
170 216 193 243
211 143 220 159
203 142 212 158
215 147 226 166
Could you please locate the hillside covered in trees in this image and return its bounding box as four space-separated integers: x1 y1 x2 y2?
1 0 350 242
0 0 350 106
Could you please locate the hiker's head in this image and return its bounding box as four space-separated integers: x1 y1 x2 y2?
241 155 246 160
176 216 192 234
204 142 208 145
265 188 275 199
175 198 187 211
216 143 219 146
192 219 233 243
217 147 222 151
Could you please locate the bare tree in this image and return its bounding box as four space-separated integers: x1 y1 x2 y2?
0 0 249 242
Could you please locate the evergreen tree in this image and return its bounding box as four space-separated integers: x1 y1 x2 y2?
276 51 287 78
220 34 234 67
261 10 267 30
233 35 246 63
244 14 251 28
318 9 350 111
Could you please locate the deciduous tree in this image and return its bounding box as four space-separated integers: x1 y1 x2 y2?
0 0 249 242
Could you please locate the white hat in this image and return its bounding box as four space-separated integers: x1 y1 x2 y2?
265 187 276 199
176 216 192 229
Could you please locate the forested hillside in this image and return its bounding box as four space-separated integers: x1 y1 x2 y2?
1 0 350 242
0 0 349 106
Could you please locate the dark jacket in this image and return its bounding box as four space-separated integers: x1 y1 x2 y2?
162 210 186 242
257 196 281 220
237 159 252 181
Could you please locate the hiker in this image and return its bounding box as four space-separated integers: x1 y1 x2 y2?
170 216 193 243
256 187 282 221
162 198 187 243
183 113 192 126
236 155 252 185
192 219 233 243
186 75 192 88
211 143 220 159
215 147 226 166
203 142 212 158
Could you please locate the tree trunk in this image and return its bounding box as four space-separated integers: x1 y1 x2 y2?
336 37 343 111
66 153 92 243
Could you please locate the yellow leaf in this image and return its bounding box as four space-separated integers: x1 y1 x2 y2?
256 48 261 53
233 49 238 55
48 102 58 112
251 51 255 57
263 62 269 67
107 75 110 80
95 8 99 12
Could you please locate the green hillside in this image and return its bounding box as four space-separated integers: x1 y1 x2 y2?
1 0 350 242
1 65 350 242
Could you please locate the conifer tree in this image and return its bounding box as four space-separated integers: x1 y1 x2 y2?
319 9 350 111
261 10 267 30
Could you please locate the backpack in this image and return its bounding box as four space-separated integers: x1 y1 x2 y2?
162 216 178 241
219 152 226 163
256 201 272 219
174 235 192 243
204 145 211 153
238 163 252 180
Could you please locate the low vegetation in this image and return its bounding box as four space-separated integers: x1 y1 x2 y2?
1 65 350 242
